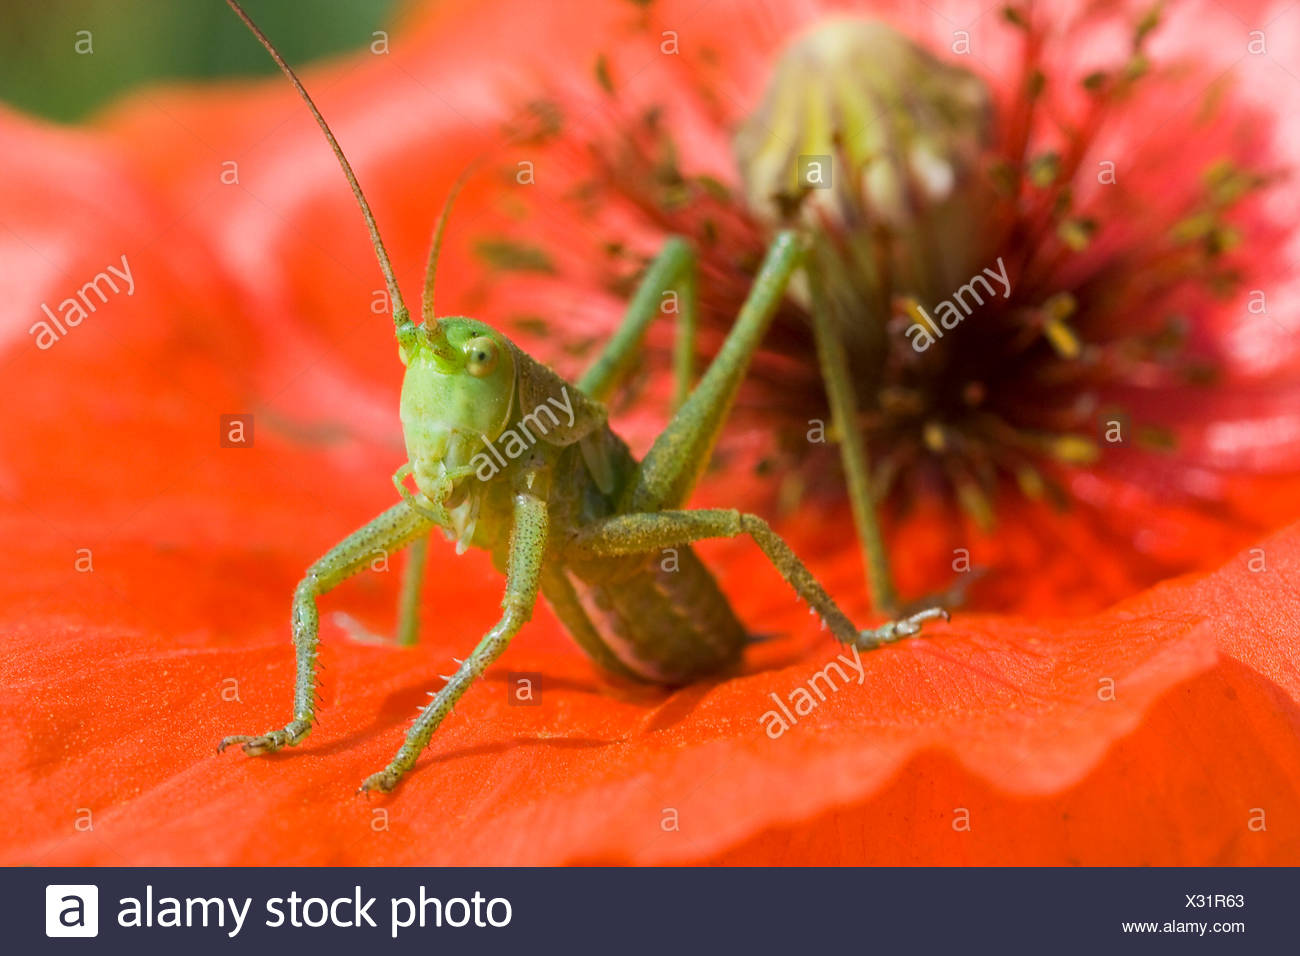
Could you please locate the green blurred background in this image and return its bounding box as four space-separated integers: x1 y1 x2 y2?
0 0 401 122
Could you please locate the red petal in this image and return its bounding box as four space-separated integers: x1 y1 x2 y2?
5 4 1298 866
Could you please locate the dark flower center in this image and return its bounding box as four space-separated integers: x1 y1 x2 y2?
486 9 1275 528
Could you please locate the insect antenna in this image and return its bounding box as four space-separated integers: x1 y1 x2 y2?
421 162 479 324
224 0 451 360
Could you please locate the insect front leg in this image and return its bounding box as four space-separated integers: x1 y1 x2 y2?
359 488 549 794
218 501 433 758
566 509 947 650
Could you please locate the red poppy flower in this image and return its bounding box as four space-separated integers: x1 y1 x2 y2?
3 0 1300 865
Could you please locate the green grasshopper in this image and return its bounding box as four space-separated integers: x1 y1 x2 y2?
218 0 947 793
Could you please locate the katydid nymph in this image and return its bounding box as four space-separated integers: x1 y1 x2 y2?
217 0 948 794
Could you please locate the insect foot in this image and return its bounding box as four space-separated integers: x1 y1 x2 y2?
856 607 950 650
358 769 402 795
217 719 310 757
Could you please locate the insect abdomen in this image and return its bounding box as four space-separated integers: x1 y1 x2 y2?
546 424 748 684
565 547 747 685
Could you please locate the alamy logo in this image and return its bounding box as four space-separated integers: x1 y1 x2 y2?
471 386 577 482
46 884 99 938
903 256 1012 352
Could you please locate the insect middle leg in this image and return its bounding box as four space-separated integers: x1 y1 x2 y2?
218 501 432 756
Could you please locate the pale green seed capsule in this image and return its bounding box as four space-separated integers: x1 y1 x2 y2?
734 17 992 231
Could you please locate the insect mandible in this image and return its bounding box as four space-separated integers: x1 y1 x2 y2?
217 0 948 793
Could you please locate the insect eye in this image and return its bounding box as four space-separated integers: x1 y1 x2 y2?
464 336 500 377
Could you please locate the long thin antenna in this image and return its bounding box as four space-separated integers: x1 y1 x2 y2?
225 0 418 347
421 162 479 324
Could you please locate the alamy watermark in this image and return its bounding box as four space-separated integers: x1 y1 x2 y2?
30 254 135 350
903 256 1010 352
759 643 869 739
470 387 575 481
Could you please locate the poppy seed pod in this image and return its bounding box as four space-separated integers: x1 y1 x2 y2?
734 18 992 232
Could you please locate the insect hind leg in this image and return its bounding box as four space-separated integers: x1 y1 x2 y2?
566 509 947 650
622 231 803 515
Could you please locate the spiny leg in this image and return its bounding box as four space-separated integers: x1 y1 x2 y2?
359 488 549 793
806 266 898 615
624 230 803 514
567 509 946 650
578 236 697 408
219 501 432 756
